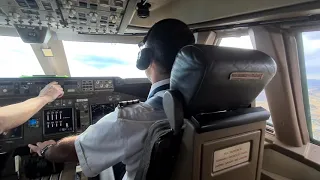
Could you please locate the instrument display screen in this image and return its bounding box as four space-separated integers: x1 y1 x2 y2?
43 108 74 135
0 126 23 141
91 104 115 124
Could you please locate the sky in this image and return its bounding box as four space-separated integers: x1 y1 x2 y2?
302 31 320 80
63 41 146 78
0 36 145 78
0 36 44 77
1 33 318 79
219 36 254 49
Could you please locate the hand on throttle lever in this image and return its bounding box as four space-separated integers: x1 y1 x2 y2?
28 140 57 157
38 82 64 103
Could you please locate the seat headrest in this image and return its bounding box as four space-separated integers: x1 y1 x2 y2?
170 44 277 115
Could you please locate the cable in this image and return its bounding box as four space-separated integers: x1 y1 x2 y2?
142 0 149 6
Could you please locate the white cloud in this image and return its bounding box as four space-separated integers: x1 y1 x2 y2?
0 37 145 78
219 36 253 50
0 36 44 77
63 41 146 78
302 33 320 55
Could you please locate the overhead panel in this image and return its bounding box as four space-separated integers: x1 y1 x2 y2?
0 0 130 37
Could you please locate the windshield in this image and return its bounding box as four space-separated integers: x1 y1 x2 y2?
219 36 253 49
0 36 44 77
63 41 146 78
302 31 320 141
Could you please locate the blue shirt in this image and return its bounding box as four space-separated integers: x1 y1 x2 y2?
75 79 170 180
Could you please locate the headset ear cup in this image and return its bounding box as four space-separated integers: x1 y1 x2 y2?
136 48 153 70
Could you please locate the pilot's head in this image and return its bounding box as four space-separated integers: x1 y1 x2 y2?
136 19 195 83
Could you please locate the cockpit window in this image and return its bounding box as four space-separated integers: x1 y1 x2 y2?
301 31 320 142
62 41 146 78
219 35 273 125
0 36 44 77
219 36 254 49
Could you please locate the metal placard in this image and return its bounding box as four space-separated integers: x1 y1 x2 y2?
213 142 251 172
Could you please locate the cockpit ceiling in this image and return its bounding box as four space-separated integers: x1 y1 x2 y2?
129 0 316 28
0 0 129 35
0 0 318 40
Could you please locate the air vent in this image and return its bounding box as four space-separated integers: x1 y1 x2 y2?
266 126 275 135
82 80 93 91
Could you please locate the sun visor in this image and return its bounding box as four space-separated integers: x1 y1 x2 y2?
14 24 51 44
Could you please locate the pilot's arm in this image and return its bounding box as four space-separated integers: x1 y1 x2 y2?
0 82 64 134
29 107 135 177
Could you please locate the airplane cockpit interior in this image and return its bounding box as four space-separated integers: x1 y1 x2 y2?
1 0 320 180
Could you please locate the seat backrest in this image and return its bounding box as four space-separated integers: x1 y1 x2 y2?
135 45 277 180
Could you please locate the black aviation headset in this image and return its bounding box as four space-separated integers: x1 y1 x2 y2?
136 26 154 70
136 19 196 71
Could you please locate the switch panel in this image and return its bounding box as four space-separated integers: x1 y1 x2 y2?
43 108 74 135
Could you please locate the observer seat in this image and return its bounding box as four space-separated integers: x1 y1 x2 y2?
135 44 277 180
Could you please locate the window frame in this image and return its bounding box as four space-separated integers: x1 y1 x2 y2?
296 31 320 145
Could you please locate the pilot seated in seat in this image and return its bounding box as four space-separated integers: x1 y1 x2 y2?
28 19 195 180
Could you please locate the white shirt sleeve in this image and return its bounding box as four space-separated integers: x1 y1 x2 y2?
74 108 127 177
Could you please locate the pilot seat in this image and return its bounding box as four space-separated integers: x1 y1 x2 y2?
134 44 277 180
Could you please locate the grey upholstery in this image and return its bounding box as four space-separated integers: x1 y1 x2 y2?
171 44 277 115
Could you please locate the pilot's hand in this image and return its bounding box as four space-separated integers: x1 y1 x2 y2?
38 82 64 103
28 140 56 157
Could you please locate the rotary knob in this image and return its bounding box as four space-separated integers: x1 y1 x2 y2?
69 9 76 18
89 12 98 22
109 15 117 24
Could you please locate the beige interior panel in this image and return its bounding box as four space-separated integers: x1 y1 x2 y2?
262 149 320 180
130 0 313 27
250 27 303 147
283 34 310 144
261 170 292 180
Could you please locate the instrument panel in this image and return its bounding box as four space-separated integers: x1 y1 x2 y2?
0 127 23 140
0 77 150 152
0 0 129 36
